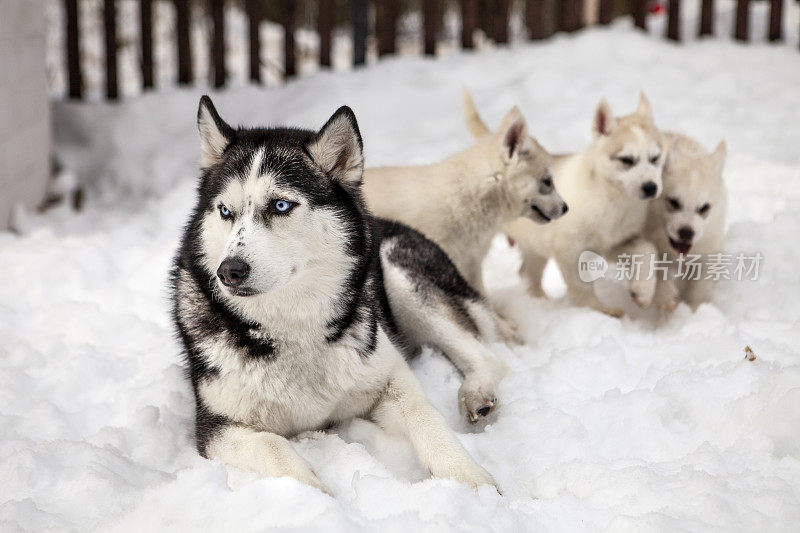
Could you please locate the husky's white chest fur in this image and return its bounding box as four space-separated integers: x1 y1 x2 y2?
197 329 397 436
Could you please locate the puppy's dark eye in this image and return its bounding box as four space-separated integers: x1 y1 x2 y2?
219 204 233 220
541 176 553 188
697 203 711 215
269 199 297 215
618 156 636 167
649 154 660 164
667 197 681 210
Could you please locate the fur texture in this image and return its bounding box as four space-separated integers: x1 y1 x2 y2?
362 92 567 300
171 97 502 493
645 132 727 310
503 94 666 316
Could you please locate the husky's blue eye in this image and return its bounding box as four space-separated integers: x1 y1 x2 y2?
219 204 232 219
272 199 295 214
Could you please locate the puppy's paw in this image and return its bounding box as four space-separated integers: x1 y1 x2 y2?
629 277 656 308
495 315 523 346
655 280 680 313
596 305 625 318
659 296 679 313
459 379 499 425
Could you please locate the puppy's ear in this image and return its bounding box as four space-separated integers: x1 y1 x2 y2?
636 92 653 120
197 95 235 169
307 106 364 188
709 140 727 175
593 99 616 137
498 106 529 163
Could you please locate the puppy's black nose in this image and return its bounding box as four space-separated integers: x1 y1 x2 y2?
678 227 695 241
561 203 569 215
641 181 657 198
217 257 250 287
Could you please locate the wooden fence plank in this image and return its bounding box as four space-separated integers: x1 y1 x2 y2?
462 0 477 48
573 0 584 31
140 0 154 89
478 0 492 40
212 0 226 87
768 0 783 41
318 0 333 67
376 0 397 56
65 0 82 99
558 0 582 32
633 0 647 29
699 0 714 35
175 0 192 84
423 0 441 56
494 0 511 43
104 0 118 99
283 0 296 78
598 0 614 25
246 0 260 83
352 0 367 65
734 0 750 41
527 0 549 39
666 0 681 40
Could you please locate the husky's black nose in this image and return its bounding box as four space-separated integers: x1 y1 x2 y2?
678 227 695 241
217 257 250 287
641 181 658 198
561 203 569 215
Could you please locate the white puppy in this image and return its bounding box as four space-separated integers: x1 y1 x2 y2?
363 100 567 339
645 132 727 310
504 94 666 316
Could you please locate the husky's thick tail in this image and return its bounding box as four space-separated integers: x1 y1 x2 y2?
462 87 492 139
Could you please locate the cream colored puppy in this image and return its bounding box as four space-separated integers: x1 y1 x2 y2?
645 132 727 310
363 97 567 339
503 94 666 316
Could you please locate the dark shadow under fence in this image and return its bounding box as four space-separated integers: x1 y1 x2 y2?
62 0 798 101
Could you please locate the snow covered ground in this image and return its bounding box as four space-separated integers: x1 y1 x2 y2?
3 20 800 532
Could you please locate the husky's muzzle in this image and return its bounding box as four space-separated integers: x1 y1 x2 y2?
217 257 257 296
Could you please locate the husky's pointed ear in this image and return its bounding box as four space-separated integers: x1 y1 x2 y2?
197 95 235 168
498 106 528 163
307 106 364 188
636 92 653 120
593 99 616 137
710 140 727 175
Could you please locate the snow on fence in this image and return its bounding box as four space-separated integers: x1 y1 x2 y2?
59 0 797 101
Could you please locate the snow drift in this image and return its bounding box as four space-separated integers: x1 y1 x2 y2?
2 23 800 532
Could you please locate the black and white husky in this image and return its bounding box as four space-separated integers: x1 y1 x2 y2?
170 97 503 493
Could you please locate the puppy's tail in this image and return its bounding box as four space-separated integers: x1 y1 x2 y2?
462 87 492 139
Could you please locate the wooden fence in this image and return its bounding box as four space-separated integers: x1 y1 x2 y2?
62 0 798 100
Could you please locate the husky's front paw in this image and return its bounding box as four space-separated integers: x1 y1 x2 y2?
459 378 499 424
450 463 499 492
629 276 656 308
430 458 498 492
295 471 332 496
